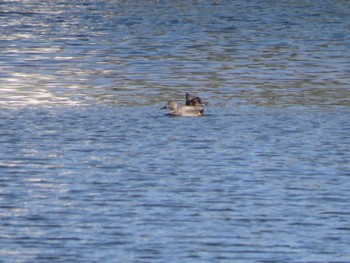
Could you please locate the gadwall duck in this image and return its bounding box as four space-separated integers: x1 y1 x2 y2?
161 101 204 116
185 93 206 106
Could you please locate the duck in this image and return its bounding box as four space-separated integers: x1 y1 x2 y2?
161 101 204 116
185 93 206 106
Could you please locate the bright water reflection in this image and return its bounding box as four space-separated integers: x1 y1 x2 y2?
1 0 350 107
1 0 350 262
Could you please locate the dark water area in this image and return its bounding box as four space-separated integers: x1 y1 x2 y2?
1 0 350 262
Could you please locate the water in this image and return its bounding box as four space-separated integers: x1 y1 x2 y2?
1 0 350 262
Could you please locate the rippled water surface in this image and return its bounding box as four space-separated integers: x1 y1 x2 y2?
1 0 350 262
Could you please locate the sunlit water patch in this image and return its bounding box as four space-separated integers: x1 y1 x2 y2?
1 0 350 108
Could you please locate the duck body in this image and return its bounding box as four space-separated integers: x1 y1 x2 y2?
185 93 205 106
161 101 204 117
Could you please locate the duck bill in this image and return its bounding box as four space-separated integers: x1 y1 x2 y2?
160 105 167 109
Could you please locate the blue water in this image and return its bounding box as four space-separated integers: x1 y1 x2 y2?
1 1 350 262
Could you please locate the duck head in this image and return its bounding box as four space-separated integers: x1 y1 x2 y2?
161 101 178 110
